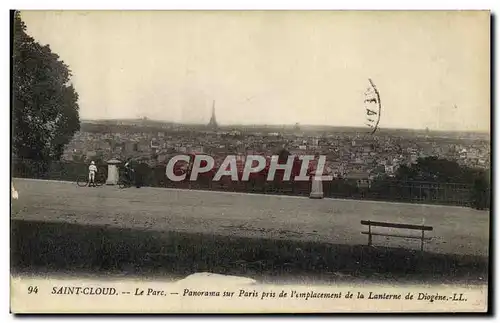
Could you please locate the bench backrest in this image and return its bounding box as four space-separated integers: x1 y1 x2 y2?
361 220 433 231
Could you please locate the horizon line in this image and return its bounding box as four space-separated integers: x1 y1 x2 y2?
79 117 490 134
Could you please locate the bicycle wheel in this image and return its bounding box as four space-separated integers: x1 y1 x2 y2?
76 175 89 187
95 174 106 186
117 177 127 189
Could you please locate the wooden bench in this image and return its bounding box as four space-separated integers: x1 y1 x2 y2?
360 220 433 251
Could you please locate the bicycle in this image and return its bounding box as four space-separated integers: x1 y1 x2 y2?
76 173 105 187
117 173 134 189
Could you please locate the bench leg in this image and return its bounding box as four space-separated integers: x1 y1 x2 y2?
368 224 372 246
420 230 424 252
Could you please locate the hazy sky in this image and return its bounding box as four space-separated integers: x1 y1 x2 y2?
20 11 490 131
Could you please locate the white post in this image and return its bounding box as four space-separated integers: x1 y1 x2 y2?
308 156 324 199
11 182 18 200
309 176 324 199
106 159 121 185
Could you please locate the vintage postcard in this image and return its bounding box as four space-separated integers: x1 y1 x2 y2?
10 10 490 313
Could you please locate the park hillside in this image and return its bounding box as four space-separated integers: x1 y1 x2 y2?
11 12 490 210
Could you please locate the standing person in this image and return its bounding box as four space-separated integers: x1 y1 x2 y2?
88 161 98 187
134 162 145 188
124 157 135 186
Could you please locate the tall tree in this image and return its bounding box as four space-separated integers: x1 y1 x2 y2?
12 11 80 164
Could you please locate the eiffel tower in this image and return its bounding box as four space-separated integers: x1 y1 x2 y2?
208 100 218 129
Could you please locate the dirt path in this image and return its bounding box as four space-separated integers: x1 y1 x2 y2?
11 178 489 257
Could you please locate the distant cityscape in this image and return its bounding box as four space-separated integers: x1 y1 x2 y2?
63 108 491 185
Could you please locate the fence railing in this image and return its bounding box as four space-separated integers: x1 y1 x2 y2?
11 159 488 209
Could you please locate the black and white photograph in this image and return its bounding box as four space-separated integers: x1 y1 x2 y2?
10 10 491 313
